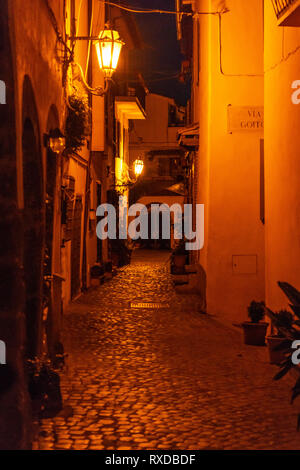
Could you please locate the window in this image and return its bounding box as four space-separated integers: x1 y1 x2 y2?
168 104 186 127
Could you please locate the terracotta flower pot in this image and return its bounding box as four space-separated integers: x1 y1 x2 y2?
173 254 186 268
111 253 119 266
266 336 289 365
242 321 268 346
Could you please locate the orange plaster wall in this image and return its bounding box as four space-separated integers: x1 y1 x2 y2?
264 0 300 311
196 0 265 323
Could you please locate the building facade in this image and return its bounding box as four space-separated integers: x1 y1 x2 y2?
0 0 145 449
178 0 265 323
177 0 300 322
264 0 300 311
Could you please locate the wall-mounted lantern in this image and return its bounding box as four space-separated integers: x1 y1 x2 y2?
44 128 66 154
133 159 144 177
113 159 144 189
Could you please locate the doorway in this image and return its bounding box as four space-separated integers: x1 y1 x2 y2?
71 196 83 299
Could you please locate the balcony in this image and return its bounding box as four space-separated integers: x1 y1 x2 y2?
272 0 300 26
115 96 146 121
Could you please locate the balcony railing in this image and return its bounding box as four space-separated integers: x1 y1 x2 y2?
272 0 295 18
271 0 300 25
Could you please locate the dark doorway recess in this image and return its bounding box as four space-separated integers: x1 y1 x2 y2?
96 182 102 262
71 196 83 299
44 104 63 361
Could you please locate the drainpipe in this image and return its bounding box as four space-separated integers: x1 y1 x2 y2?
176 0 182 40
81 0 93 291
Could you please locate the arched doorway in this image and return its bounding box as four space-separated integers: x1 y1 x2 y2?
22 76 44 360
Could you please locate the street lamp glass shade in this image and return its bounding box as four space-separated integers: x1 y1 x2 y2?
95 28 124 78
48 128 65 154
49 137 65 153
134 159 144 177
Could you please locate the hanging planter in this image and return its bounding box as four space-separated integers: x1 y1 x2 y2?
65 92 91 154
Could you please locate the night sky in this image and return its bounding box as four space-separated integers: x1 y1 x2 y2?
127 0 190 106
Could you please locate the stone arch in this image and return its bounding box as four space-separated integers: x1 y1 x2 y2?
22 75 44 359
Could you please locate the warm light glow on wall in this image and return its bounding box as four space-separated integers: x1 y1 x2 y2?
95 28 124 78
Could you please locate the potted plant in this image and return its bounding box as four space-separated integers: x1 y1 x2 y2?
110 239 132 268
266 310 294 364
90 264 105 286
242 301 268 346
26 355 63 419
266 282 300 429
171 239 188 274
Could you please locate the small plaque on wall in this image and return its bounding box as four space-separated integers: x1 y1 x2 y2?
228 106 264 133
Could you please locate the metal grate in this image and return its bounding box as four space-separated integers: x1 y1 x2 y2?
271 0 297 18
130 302 169 309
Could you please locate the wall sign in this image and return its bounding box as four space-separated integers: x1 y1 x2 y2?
228 106 264 133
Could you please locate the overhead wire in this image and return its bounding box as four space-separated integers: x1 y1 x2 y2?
218 13 263 77
98 0 228 17
217 11 300 76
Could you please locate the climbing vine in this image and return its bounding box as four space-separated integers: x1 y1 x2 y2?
65 92 91 154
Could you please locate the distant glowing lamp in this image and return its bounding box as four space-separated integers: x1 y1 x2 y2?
134 159 144 177
95 27 124 78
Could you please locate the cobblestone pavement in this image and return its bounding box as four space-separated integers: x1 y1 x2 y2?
34 250 300 450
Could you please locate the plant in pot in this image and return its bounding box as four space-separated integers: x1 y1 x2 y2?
242 300 268 346
26 355 63 419
266 309 294 365
266 282 300 429
110 239 132 268
171 239 188 274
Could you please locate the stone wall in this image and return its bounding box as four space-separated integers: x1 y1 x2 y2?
0 0 31 450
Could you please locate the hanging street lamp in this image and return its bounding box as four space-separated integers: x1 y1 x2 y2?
68 24 125 96
95 26 124 79
44 128 66 154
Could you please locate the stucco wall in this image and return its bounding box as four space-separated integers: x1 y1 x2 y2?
264 0 300 311
196 0 265 323
130 93 184 165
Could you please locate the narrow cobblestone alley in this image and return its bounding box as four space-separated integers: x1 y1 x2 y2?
35 250 300 451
